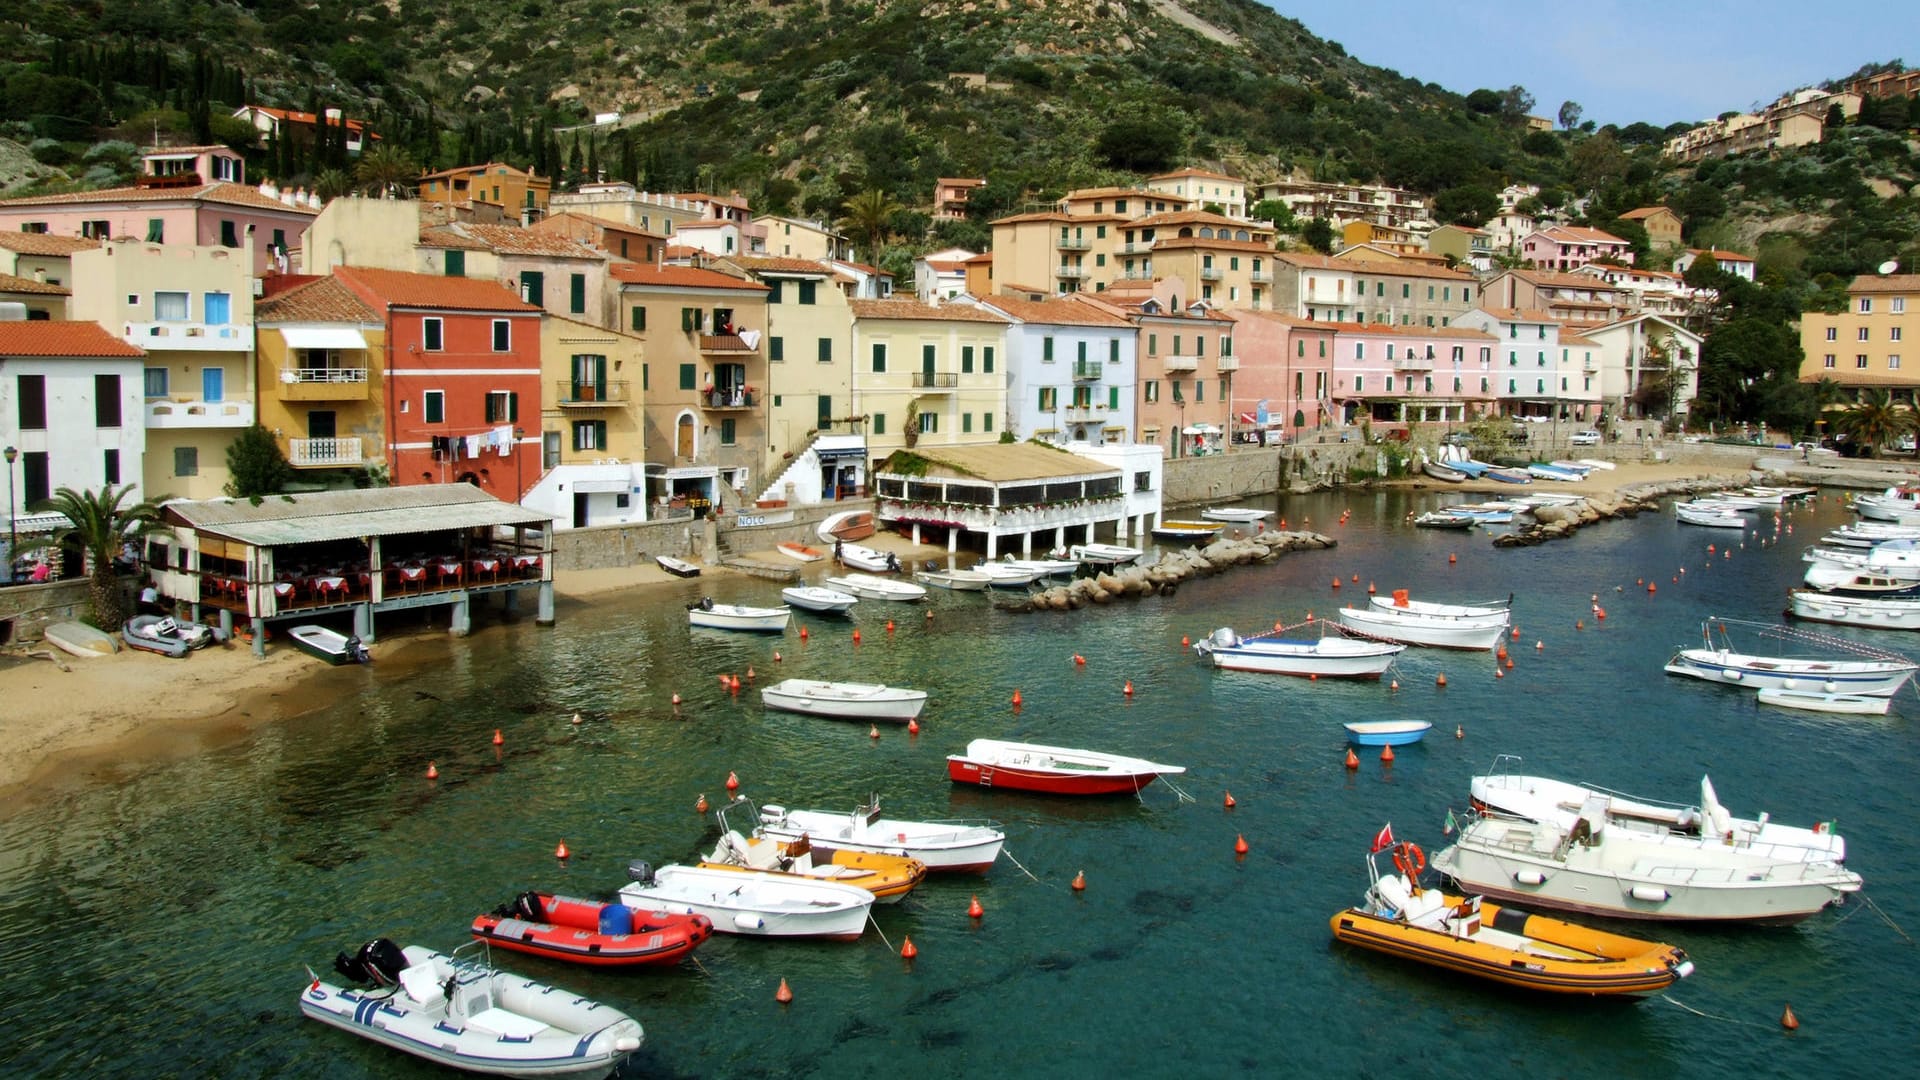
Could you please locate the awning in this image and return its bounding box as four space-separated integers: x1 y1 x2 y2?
1183 424 1221 435
281 327 368 350
571 479 629 494
816 446 866 461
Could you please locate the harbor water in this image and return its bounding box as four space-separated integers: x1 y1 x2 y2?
1 488 1914 1078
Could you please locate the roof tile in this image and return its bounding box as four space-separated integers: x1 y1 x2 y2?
0 181 318 215
0 320 144 357
0 233 104 256
335 266 539 312
0 271 71 295
255 276 380 323
850 298 1009 324
610 262 767 291
970 295 1133 327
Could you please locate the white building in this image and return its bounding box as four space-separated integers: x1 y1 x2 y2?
0 321 148 509
914 247 976 303
1581 314 1702 424
962 294 1138 447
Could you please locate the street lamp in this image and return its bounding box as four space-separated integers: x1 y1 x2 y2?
4 445 16 581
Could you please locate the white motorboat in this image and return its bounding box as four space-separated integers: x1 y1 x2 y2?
998 555 1081 578
1194 626 1405 679
1470 759 1846 862
1068 542 1143 566
288 624 371 665
1747 485 1814 500
1430 807 1862 925
1663 618 1917 696
1411 511 1477 530
1852 486 1920 523
1787 589 1920 630
1150 520 1227 543
760 678 928 721
1687 493 1764 511
1574 458 1616 471
780 585 858 613
823 573 927 602
1805 538 1920 582
1337 590 1511 650
1675 503 1747 528
686 598 792 632
618 862 873 939
1200 507 1273 523
1822 523 1920 548
302 939 643 1078
756 794 1006 872
945 738 1187 796
1756 688 1894 715
912 566 992 591
655 554 701 578
833 541 900 573
1798 568 1920 598
969 562 1048 588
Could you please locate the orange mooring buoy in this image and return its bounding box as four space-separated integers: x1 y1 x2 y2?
1648 581 1657 593
886 620 894 633
1781 1003 1799 1030
1449 553 1457 564
1456 724 1465 739
799 626 809 640
1123 680 1134 697
1380 745 1395 763
696 793 709 814
726 770 740 792
1495 668 1506 679
1011 689 1023 708
926 609 934 620
1576 620 1584 630
746 665 755 680
1345 748 1359 770
571 712 583 725
1367 581 1376 594
775 978 793 1004
1511 627 1520 640
1224 791 1237 809
1181 635 1190 647
968 895 984 919
852 629 862 644
900 936 918 959
555 840 569 860
426 761 439 780
1390 679 1399 690
1073 654 1085 666
908 717 920 734
773 650 782 662
492 729 504 746
1536 641 1544 651
729 675 741 692
1436 673 1448 687
1332 577 1341 589
1233 833 1250 855
1504 657 1514 669
671 693 682 706
1071 870 1087 891
869 724 880 740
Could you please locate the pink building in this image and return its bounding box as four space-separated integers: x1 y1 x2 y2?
0 179 319 275
1227 310 1335 441
1519 225 1633 272
1126 299 1236 457
1324 323 1499 427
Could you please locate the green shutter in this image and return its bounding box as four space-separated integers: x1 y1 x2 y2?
679 364 695 390
799 281 817 305
819 338 832 363
721 418 736 445
871 343 886 372
983 413 993 432
570 274 586 314
963 413 973 433
767 280 783 304
983 347 994 373
1109 386 1119 409
509 392 519 422
770 337 784 362
873 413 885 435
630 305 646 331
1109 339 1119 363
962 346 974 373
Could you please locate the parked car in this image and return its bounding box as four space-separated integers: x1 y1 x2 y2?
1570 430 1602 447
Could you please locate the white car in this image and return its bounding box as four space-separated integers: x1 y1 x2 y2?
1570 430 1602 447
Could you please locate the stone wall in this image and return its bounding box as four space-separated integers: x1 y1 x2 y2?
1161 449 1285 505
0 577 99 646
552 505 844 570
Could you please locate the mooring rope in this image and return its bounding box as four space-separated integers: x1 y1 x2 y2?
1658 994 1770 1028
866 912 895 953
1000 845 1045 886
1862 893 1915 945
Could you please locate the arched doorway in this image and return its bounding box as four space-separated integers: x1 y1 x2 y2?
676 414 695 458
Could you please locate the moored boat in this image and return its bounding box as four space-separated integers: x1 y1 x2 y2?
998 555 1081 578
818 509 875 542
699 806 927 903
618 861 873 939
472 892 713 967
823 572 927 601
655 554 701 578
1663 618 1916 696
1337 590 1511 650
834 541 900 573
686 598 791 632
302 939 643 1077
755 795 1006 872
43 620 120 657
122 614 214 658
970 562 1048 588
1422 461 1468 483
1330 838 1694 995
780 585 858 613
1194 625 1405 678
913 566 992 591
760 677 928 721
1756 688 1893 715
1150 520 1227 543
1526 463 1583 482
1412 511 1476 529
1200 507 1273 523
1787 589 1920 630
945 738 1186 796
1343 720 1433 746
776 541 826 562
1484 467 1532 484
1675 504 1747 528
1068 542 1143 566
288 624 370 665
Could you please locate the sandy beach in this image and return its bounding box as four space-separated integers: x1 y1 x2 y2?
0 460 1738 810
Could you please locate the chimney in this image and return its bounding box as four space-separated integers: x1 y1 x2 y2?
34 268 47 283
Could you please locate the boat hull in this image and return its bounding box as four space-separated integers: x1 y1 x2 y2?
617 866 872 939
822 574 926 601
818 510 875 542
1787 591 1920 630
944 739 1184 797
1756 688 1892 715
1200 507 1272 523
1199 635 1404 678
780 586 856 613
289 625 369 665
655 555 701 578
687 605 791 632
1343 721 1433 746
756 806 1005 873
760 679 928 721
1336 607 1507 650
913 569 991 591
44 620 119 657
1664 648 1916 696
776 542 825 563
1068 543 1142 566
1422 462 1467 483
1330 900 1686 995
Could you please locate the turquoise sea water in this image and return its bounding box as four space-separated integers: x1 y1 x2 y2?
1 488 1914 1079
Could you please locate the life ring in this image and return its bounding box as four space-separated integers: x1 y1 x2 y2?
1391 841 1426 877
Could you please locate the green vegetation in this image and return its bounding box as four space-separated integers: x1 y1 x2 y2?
225 425 293 502
16 483 170 629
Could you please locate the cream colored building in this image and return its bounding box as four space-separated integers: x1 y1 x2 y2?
726 256 859 487
850 298 1010 465
754 215 851 261
521 315 648 529
1799 274 1920 404
69 241 254 499
1146 168 1249 220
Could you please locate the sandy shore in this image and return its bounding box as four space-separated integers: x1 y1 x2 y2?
0 460 1737 810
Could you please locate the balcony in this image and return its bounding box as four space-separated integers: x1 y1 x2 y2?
699 333 759 356
700 388 757 410
1056 237 1091 251
554 380 630 407
911 371 959 391
1162 355 1199 372
146 397 253 429
1199 267 1223 281
278 366 369 401
123 321 248 351
1062 405 1110 423
877 494 1125 534
1056 266 1088 280
1119 242 1155 255
1250 270 1273 284
288 436 365 468
1072 359 1103 381
1215 356 1240 372
1394 356 1435 371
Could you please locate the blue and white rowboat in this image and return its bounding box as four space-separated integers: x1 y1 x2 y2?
1343 720 1433 746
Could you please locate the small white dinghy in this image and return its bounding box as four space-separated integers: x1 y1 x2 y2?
302 939 642 1078
823 573 927 602
43 620 119 657
761 678 928 721
834 542 899 573
618 861 873 939
1756 688 1893 715
912 566 992 591
686 598 792 632
1200 507 1273 523
780 585 857 613
756 795 1006 872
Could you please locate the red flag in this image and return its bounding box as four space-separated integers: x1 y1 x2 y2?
1370 822 1395 853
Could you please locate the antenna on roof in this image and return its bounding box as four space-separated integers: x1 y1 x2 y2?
1879 259 1900 276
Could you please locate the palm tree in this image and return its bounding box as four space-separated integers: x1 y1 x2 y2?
17 484 171 629
354 145 419 198
1830 388 1919 455
1810 377 1846 439
311 167 352 202
839 188 903 266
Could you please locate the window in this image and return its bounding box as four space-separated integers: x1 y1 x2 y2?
818 338 832 363
962 346 975 374
1893 298 1906 313
485 391 519 423
1043 337 1055 362
145 219 164 243
1859 327 1871 342
444 250 465 277
1824 353 1836 368
219 220 238 248
1149 334 1159 357
1893 328 1904 342
679 364 696 390
1038 387 1057 410
17 374 46 429
272 228 285 252
871 343 887 373
1173 335 1183 356
1171 381 1183 402
423 318 444 351
721 418 737 445
1355 376 1365 393
1387 344 1396 361
143 368 168 398
983 413 994 432
1109 339 1119 364
1401 283 1410 298
629 305 646 332
154 291 189 321
769 337 785 363
1144 380 1159 403
1825 327 1837 341
1858 354 1869 369
766 280 784 304
872 413 885 435
1427 285 1435 300
204 292 230 325
424 390 445 423
1076 341 1088 365
95 374 121 427
174 446 199 477
572 420 606 451
1892 355 1903 370
103 448 120 484
570 274 586 315
983 347 994 373
1386 376 1395 391
918 411 936 435
798 281 817 305
1859 298 1873 313
1110 386 1121 410
681 307 699 332
962 412 973 433
492 319 511 351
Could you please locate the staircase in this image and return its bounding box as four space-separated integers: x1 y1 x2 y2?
759 432 824 504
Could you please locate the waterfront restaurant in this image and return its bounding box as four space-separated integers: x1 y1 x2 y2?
872 442 1136 559
147 484 555 652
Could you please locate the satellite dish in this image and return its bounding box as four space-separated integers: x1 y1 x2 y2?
1880 260 1900 275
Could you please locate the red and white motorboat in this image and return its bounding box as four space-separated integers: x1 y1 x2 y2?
471 891 714 967
945 738 1185 796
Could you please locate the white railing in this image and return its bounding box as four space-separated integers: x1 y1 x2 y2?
288 436 365 467
123 322 247 350
281 367 368 384
1062 406 1109 423
1162 355 1199 372
147 398 253 428
878 496 1126 533
1215 356 1240 372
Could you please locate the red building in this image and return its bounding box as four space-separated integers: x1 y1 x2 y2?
334 267 543 502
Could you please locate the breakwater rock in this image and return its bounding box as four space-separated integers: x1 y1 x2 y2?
1490 476 1746 547
1005 532 1336 613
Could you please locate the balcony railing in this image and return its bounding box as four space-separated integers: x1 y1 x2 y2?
288 436 365 467
1250 270 1273 284
283 366 367 384
1162 355 1199 372
1055 266 1088 280
911 371 960 390
123 321 248 351
1215 356 1240 372
147 398 253 428
1062 405 1110 423
1072 359 1103 381
1056 237 1091 251
1200 267 1223 281
554 380 630 406
1119 242 1155 255
278 367 369 401
1394 356 1435 371
878 494 1126 534
701 389 757 410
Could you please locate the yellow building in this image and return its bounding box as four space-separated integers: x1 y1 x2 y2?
253 276 387 487
540 315 645 468
753 216 851 261
1799 274 1920 405
418 163 552 220
725 256 857 471
69 241 255 499
850 298 1010 464
1117 211 1278 311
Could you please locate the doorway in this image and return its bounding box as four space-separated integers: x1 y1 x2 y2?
307 410 336 438
573 493 589 529
676 414 695 458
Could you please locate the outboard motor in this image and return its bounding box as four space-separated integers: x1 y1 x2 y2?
626 860 655 886
700 597 715 611
333 937 409 987
346 635 370 663
513 890 547 921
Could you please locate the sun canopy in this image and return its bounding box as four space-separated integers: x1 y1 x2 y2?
280 327 369 351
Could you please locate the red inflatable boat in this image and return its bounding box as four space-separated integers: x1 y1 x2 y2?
472 891 714 966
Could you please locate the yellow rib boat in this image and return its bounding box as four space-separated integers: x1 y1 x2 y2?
699 830 927 903
1330 841 1693 996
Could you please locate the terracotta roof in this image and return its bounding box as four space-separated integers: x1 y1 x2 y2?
0 321 144 357
1313 320 1496 341
255 276 380 323
419 162 535 181
849 298 1009 324
1558 333 1601 348
1133 302 1235 324
1471 306 1560 323
1688 248 1754 262
0 182 318 215
922 258 969 273
533 211 665 240
1504 268 1627 290
0 271 70 295
1274 252 1473 281
936 177 987 188
420 223 600 259
1062 186 1189 203
1147 167 1244 183
990 211 1073 225
1617 207 1675 221
730 255 833 276
970 295 1133 328
829 258 885 276
879 441 1118 483
662 244 706 260
1149 237 1280 256
1530 225 1628 246
1126 210 1259 230
1850 274 1920 294
610 262 766 291
962 253 994 266
1229 310 1333 330
0 233 103 256
335 266 539 312
417 226 490 251
241 105 373 135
